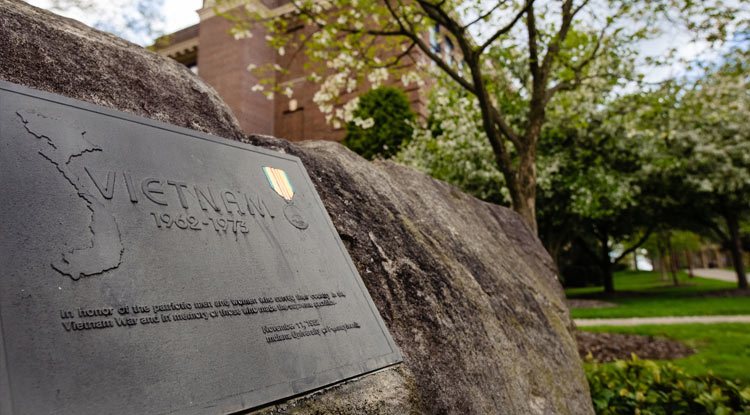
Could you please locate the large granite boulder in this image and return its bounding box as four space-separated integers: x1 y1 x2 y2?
0 1 593 414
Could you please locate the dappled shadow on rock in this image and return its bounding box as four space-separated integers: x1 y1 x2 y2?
0 0 243 142
576 331 694 363
248 135 592 414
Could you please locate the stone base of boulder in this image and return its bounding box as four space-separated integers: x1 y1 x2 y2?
248 365 421 415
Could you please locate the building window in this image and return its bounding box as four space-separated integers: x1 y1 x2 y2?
444 36 454 65
429 24 441 54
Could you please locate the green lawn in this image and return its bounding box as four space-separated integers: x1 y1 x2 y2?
566 270 738 297
571 297 750 318
566 270 750 318
582 323 750 385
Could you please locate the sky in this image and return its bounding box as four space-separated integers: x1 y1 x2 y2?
161 0 203 32
26 0 203 46
25 0 735 82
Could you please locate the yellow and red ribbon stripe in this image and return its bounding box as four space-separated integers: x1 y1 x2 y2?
263 166 294 201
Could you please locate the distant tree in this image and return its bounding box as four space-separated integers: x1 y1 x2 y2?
661 52 750 289
642 230 672 282
535 95 669 294
399 72 668 292
342 86 415 160
669 231 702 279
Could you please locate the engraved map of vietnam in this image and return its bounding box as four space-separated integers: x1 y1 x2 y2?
17 109 123 280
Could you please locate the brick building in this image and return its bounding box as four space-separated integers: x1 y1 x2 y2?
153 0 433 142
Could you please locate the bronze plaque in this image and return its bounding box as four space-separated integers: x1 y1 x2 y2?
0 81 401 415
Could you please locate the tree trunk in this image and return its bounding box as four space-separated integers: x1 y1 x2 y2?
685 250 694 278
513 193 537 235
600 236 614 294
546 235 564 278
657 247 668 281
511 145 538 234
468 56 539 235
667 237 679 286
633 252 639 271
726 214 748 290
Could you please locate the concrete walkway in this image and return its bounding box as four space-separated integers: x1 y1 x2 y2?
693 268 740 283
573 268 749 327
575 315 750 327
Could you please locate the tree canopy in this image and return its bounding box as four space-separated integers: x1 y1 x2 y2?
222 0 749 289
223 0 676 232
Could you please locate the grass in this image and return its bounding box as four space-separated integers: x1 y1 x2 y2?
581 323 750 385
566 270 738 297
571 297 750 318
566 270 750 319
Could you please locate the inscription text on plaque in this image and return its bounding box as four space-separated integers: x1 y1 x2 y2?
0 81 401 415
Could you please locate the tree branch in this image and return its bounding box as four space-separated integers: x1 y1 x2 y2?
575 235 600 261
614 225 656 264
540 0 590 76
462 2 503 29
708 219 729 243
384 0 476 93
490 106 522 147
571 0 591 20
478 0 534 53
336 27 407 36
545 71 616 103
526 1 539 79
416 0 458 29
372 41 418 69
412 0 524 149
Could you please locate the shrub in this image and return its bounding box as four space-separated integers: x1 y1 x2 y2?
343 86 415 160
586 356 750 414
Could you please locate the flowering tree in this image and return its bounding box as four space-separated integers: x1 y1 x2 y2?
223 0 665 232
396 39 750 291
663 52 750 289
397 74 508 205
534 89 686 293
398 71 667 292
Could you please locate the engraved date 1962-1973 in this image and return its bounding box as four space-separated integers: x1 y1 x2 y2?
149 212 249 234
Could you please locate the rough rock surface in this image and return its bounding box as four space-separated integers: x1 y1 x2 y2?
0 0 242 141
0 1 594 414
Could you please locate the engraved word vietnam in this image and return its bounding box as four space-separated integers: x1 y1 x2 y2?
84 167 277 218
16 109 288 282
